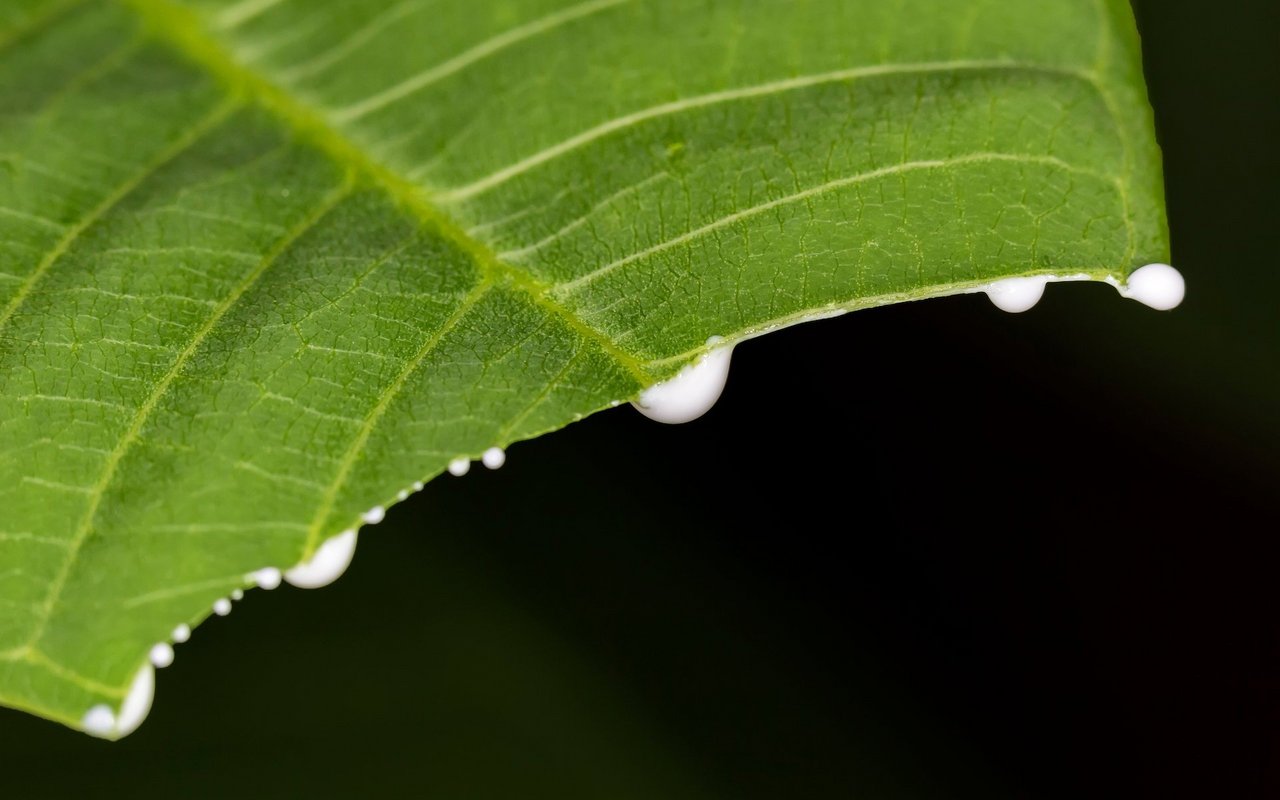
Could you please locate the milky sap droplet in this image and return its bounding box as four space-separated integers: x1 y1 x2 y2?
172 623 191 643
482 447 506 470
1119 263 1185 310
149 642 174 669
249 567 282 591
984 276 1049 313
82 662 157 739
230 589 244 601
361 506 386 525
212 598 232 616
115 664 154 738
447 458 471 477
633 337 734 425
284 529 358 589
82 704 116 738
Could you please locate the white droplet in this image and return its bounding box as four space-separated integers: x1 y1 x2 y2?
447 457 471 476
82 704 116 738
149 642 174 669
1118 263 1184 310
412 481 424 491
115 664 154 738
361 506 385 525
633 337 734 424
482 447 506 470
249 567 282 590
284 529 358 589
212 598 231 616
230 588 244 601
397 489 408 501
984 276 1049 313
172 623 191 643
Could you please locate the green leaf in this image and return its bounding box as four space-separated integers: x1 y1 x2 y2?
0 0 1167 736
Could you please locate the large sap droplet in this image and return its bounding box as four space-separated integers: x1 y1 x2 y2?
633 337 734 424
284 529 358 589
115 664 154 738
1119 263 1185 310
984 276 1049 313
83 663 157 739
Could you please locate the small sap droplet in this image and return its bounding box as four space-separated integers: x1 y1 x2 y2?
284 529 358 589
633 337 734 425
172 623 191 643
230 589 244 601
361 506 386 525
1119 263 1185 310
82 705 116 738
249 567 282 591
397 489 409 501
448 458 471 477
984 276 1049 313
482 447 506 470
212 598 232 616
115 664 154 738
149 642 174 669
412 481 424 492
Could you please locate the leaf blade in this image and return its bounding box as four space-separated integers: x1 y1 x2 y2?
0 0 1167 734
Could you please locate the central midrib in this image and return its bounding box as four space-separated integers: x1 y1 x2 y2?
118 0 656 385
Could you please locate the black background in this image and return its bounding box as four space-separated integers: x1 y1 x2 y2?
3 1 1278 797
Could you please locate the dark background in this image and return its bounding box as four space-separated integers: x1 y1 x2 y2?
3 1 1277 797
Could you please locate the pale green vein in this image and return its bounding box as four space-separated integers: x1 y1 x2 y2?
331 0 631 123
214 0 290 31
123 575 254 608
123 0 655 386
22 174 356 650
300 281 493 557
0 99 238 338
275 0 418 82
437 59 1109 203
555 152 1120 295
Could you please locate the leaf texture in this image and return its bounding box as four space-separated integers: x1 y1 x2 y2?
0 0 1167 733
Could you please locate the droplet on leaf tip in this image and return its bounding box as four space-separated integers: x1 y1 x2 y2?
1120 263 1184 310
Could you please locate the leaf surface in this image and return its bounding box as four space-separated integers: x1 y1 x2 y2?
0 0 1167 734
